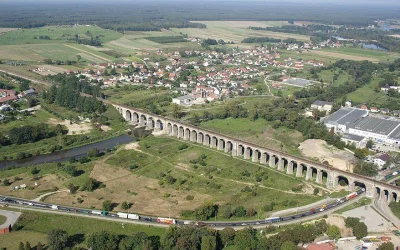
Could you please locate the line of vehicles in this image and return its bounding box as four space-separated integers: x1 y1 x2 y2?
0 188 365 228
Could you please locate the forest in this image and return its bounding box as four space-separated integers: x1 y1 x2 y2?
145 36 188 44
241 37 302 44
0 1 399 30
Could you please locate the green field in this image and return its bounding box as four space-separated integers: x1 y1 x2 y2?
0 210 164 250
199 118 304 155
104 135 320 218
0 215 6 225
334 197 372 214
347 77 395 107
323 46 400 62
0 26 122 45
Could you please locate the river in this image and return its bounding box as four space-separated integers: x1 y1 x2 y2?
0 129 147 169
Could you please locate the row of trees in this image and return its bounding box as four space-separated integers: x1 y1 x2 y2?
42 219 332 250
145 36 188 44
0 123 66 146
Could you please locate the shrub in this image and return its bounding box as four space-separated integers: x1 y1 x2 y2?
178 144 189 150
313 188 320 195
234 206 246 217
185 195 194 200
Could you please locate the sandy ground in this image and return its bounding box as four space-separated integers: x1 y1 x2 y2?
46 161 211 217
326 214 354 237
34 65 68 76
0 173 66 200
48 118 92 135
299 139 355 172
307 50 380 62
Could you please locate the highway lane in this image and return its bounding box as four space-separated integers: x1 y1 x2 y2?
0 189 368 229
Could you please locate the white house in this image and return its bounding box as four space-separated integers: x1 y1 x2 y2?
311 100 334 114
172 94 195 106
374 154 390 169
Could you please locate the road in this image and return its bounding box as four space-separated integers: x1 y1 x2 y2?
0 68 51 86
0 209 21 228
0 189 367 230
373 197 400 228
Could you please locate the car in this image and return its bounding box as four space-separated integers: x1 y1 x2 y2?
241 223 247 226
231 223 237 226
110 214 116 217
256 222 260 225
310 208 316 213
144 217 152 221
320 208 324 212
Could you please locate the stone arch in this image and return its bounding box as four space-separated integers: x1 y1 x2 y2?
237 144 245 157
132 112 139 123
218 138 225 151
353 181 366 192
269 154 278 168
125 110 132 121
252 149 261 162
383 189 390 201
211 136 218 148
167 123 173 134
139 114 147 126
244 147 253 160
190 130 197 142
178 126 185 138
225 141 233 153
184 128 191 141
204 134 211 146
337 175 349 187
172 124 179 136
155 119 163 130
393 192 398 202
376 187 382 200
147 117 155 129
198 132 204 144
261 152 270 164
278 157 288 171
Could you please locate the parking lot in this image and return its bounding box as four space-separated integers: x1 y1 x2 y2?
342 205 392 232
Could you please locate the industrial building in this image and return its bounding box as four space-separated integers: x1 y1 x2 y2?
322 107 400 148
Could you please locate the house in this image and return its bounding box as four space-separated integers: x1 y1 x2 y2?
381 108 389 114
311 100 334 114
0 89 17 104
20 88 36 98
370 107 379 113
374 154 390 169
360 104 368 110
393 110 400 117
172 94 195 106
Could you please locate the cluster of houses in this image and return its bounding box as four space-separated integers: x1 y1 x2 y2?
286 39 342 51
0 88 36 105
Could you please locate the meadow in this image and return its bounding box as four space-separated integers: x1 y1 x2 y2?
0 210 164 250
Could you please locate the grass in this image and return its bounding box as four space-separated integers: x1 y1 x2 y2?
0 215 6 225
328 190 351 198
0 209 164 250
323 46 400 62
104 136 321 218
334 197 372 214
199 118 303 155
0 231 47 250
0 26 123 46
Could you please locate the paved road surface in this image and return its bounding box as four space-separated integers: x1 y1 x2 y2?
373 198 400 228
0 210 21 228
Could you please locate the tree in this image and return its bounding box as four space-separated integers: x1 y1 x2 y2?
18 242 24 250
3 179 10 186
219 227 236 247
354 148 369 159
378 242 394 250
25 242 32 250
87 148 99 158
234 206 246 217
36 242 44 250
119 232 149 250
77 55 82 62
172 104 182 119
102 200 113 211
353 222 368 239
223 206 232 219
47 229 68 250
366 140 374 149
281 241 297 250
121 201 130 210
86 231 119 250
201 236 217 250
234 228 257 250
327 225 341 240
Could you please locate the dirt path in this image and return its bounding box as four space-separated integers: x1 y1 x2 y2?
31 190 69 202
63 44 111 62
307 50 380 62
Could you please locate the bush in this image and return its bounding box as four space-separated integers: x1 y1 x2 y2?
313 188 319 195
3 179 11 186
234 206 246 217
185 195 194 200
178 144 189 150
102 200 113 211
87 148 100 158
263 202 275 212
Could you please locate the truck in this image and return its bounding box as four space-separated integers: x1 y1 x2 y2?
346 192 358 200
92 210 108 216
157 217 176 224
127 214 140 220
117 212 128 219
51 205 58 210
381 236 391 241
265 217 281 223
393 230 400 236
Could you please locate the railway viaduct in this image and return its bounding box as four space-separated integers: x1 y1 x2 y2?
110 102 400 203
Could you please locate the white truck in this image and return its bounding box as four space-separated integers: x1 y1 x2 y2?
117 212 128 219
127 214 139 220
51 205 59 210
